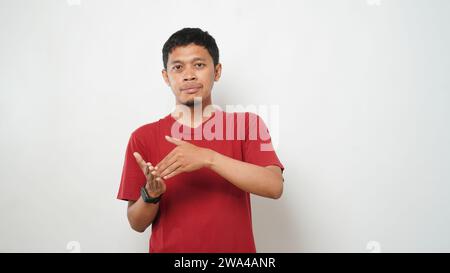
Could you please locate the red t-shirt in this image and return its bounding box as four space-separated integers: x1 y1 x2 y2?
117 110 284 253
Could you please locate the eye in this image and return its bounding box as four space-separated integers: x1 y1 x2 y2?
195 63 205 68
172 65 182 71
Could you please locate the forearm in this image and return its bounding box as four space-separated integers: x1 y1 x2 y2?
127 197 160 233
206 150 283 199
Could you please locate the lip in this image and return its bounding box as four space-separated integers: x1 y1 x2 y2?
180 83 203 94
181 87 201 94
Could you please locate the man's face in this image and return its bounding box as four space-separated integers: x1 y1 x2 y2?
162 43 221 107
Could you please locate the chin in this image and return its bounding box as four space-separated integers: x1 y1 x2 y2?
183 98 203 107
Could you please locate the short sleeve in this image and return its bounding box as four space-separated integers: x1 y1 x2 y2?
117 131 147 201
242 112 285 173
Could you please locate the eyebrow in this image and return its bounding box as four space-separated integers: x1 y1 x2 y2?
169 57 207 65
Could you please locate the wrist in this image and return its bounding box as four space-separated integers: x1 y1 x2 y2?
203 148 216 169
141 186 162 204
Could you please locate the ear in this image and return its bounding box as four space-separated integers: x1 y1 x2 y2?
214 63 222 81
162 69 170 86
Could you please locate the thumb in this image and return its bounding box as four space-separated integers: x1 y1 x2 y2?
133 152 148 171
165 135 184 145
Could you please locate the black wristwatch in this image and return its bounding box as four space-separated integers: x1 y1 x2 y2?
140 186 162 204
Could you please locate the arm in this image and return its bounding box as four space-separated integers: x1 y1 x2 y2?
155 136 284 199
207 150 284 199
127 198 160 233
127 152 166 233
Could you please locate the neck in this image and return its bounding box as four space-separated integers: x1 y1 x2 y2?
172 97 215 127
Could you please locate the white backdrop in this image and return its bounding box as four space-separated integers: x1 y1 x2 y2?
1 0 450 252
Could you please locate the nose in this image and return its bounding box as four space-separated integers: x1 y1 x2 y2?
183 68 197 81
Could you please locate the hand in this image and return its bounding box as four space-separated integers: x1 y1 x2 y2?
133 152 166 198
154 135 215 180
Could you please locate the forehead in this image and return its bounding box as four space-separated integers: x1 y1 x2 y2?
168 44 213 64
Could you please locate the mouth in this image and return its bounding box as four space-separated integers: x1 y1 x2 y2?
181 87 201 94
180 84 202 94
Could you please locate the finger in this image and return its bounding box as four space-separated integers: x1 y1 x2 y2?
157 177 167 192
154 179 160 192
155 149 177 171
145 164 154 181
157 155 179 177
152 175 166 194
160 161 182 178
152 172 160 191
134 152 154 176
149 172 158 192
133 152 147 170
146 162 154 174
148 177 165 197
149 170 158 191
164 167 182 180
156 176 166 189
156 176 166 186
165 135 184 146
148 168 155 181
157 176 166 192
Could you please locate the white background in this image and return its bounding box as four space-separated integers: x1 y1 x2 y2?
1 0 450 252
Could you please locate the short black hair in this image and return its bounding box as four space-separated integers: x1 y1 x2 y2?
162 28 219 70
